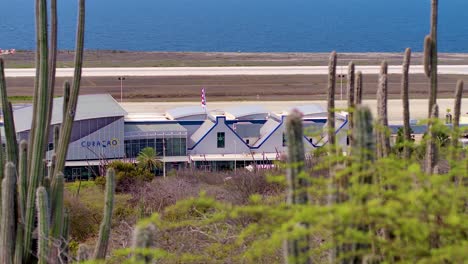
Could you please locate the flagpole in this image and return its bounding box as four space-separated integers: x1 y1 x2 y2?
202 87 207 116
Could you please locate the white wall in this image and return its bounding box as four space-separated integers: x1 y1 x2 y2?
51 118 125 161
190 117 250 155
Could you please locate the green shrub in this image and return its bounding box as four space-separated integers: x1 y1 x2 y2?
107 160 155 192
120 151 468 263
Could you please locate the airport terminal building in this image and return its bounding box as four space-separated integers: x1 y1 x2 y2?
4 94 348 179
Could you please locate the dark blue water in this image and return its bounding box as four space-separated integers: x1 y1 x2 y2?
1 0 468 52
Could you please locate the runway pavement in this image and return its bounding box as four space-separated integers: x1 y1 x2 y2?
5 65 468 77
121 98 468 124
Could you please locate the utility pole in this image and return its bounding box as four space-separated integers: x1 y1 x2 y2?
163 133 166 178
118 76 126 102
234 140 237 172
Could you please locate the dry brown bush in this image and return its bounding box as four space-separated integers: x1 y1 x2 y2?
128 169 284 217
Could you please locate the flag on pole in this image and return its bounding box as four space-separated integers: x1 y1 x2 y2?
201 88 206 108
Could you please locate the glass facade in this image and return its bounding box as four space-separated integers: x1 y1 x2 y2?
125 137 187 158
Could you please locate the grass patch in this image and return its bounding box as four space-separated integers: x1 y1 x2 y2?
8 96 33 103
65 180 97 193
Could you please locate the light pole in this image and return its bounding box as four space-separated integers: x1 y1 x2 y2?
338 72 346 101
118 77 126 102
163 133 166 178
339 66 344 100
234 140 237 172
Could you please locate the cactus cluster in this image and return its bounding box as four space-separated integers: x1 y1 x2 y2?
0 0 116 262
283 109 311 264
401 48 412 159
280 1 464 261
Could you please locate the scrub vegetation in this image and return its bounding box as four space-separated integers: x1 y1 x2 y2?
0 0 467 263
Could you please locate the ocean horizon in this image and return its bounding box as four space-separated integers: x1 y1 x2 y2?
2 0 468 53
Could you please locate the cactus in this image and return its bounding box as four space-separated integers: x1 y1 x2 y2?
0 163 17 264
133 223 157 263
63 81 70 124
349 106 375 263
376 61 390 158
0 0 87 262
352 106 375 166
0 134 3 185
327 51 337 148
0 60 18 165
50 173 64 263
46 0 58 136
423 35 432 78
423 0 439 117
347 62 356 148
93 168 116 260
354 71 363 105
61 208 70 263
425 104 439 174
402 48 412 159
37 187 50 264
283 110 310 264
24 0 51 256
14 141 28 264
452 80 464 160
53 0 85 180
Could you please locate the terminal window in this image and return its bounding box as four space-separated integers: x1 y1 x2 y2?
217 132 225 148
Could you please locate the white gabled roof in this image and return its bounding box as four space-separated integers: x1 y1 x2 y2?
253 118 282 147
189 119 215 146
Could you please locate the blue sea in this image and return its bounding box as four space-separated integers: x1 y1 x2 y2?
1 0 468 52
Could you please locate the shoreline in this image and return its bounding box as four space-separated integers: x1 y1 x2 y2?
3 50 468 68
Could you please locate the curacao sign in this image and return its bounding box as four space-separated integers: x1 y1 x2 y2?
81 138 120 148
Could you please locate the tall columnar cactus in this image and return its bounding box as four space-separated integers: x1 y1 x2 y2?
24 0 51 256
354 71 363 105
347 62 356 148
425 104 439 174
352 106 375 167
427 0 439 118
50 173 64 264
327 51 337 148
283 109 310 264
0 60 18 165
45 0 58 144
53 0 85 181
94 168 116 260
36 187 50 264
424 36 432 78
62 81 70 124
402 48 412 159
349 106 375 263
0 163 17 264
376 61 390 158
61 208 71 262
133 223 157 263
14 141 28 264
452 80 464 160
0 0 87 262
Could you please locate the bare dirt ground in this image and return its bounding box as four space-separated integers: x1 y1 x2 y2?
3 51 468 102
6 74 468 102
